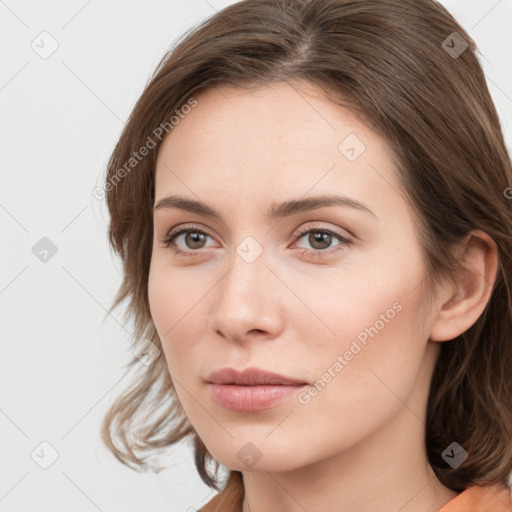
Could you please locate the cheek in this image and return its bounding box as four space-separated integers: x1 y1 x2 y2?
256 280 431 465
281 240 427 350
285 245 430 405
147 256 211 378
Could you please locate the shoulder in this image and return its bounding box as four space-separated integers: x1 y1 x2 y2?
439 483 512 511
199 471 244 512
199 491 224 512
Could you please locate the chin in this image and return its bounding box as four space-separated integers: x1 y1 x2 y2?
205 440 310 474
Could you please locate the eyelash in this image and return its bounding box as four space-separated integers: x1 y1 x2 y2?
161 224 353 259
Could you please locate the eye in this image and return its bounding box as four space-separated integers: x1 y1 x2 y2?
162 225 214 256
160 224 353 258
292 227 353 257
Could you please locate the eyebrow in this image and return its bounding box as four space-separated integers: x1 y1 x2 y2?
153 193 376 220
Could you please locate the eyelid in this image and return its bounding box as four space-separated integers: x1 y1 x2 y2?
162 220 352 241
293 221 353 241
165 222 214 240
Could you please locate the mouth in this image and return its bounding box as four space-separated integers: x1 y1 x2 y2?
205 366 308 386
205 366 308 411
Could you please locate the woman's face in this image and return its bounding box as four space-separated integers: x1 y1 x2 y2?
148 81 441 472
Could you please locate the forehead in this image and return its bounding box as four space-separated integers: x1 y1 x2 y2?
154 82 406 222
158 81 374 159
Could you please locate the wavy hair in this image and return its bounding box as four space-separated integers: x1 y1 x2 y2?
100 0 512 496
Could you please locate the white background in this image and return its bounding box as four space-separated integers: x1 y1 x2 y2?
1 1 511 511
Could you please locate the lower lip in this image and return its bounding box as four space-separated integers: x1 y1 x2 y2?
207 383 307 411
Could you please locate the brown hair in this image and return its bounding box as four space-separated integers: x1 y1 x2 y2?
101 0 512 498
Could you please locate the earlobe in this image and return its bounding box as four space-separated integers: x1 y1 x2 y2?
429 230 498 342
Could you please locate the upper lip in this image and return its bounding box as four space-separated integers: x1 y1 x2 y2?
205 366 307 386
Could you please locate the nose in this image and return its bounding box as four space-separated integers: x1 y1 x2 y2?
209 244 283 344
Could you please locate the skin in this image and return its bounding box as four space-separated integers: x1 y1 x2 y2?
148 81 498 512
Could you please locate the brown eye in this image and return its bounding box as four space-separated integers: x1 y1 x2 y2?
307 231 333 250
163 227 213 253
293 227 353 257
183 231 207 249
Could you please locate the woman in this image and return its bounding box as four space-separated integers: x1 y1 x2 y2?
100 0 512 510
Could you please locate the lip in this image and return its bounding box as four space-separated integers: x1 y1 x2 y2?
205 367 308 412
205 366 307 386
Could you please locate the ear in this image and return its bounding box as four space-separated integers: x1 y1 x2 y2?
429 229 498 342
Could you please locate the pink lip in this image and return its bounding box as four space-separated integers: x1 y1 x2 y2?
205 366 307 386
205 367 308 412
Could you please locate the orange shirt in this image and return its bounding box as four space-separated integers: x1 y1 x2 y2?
200 475 512 512
440 483 512 511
